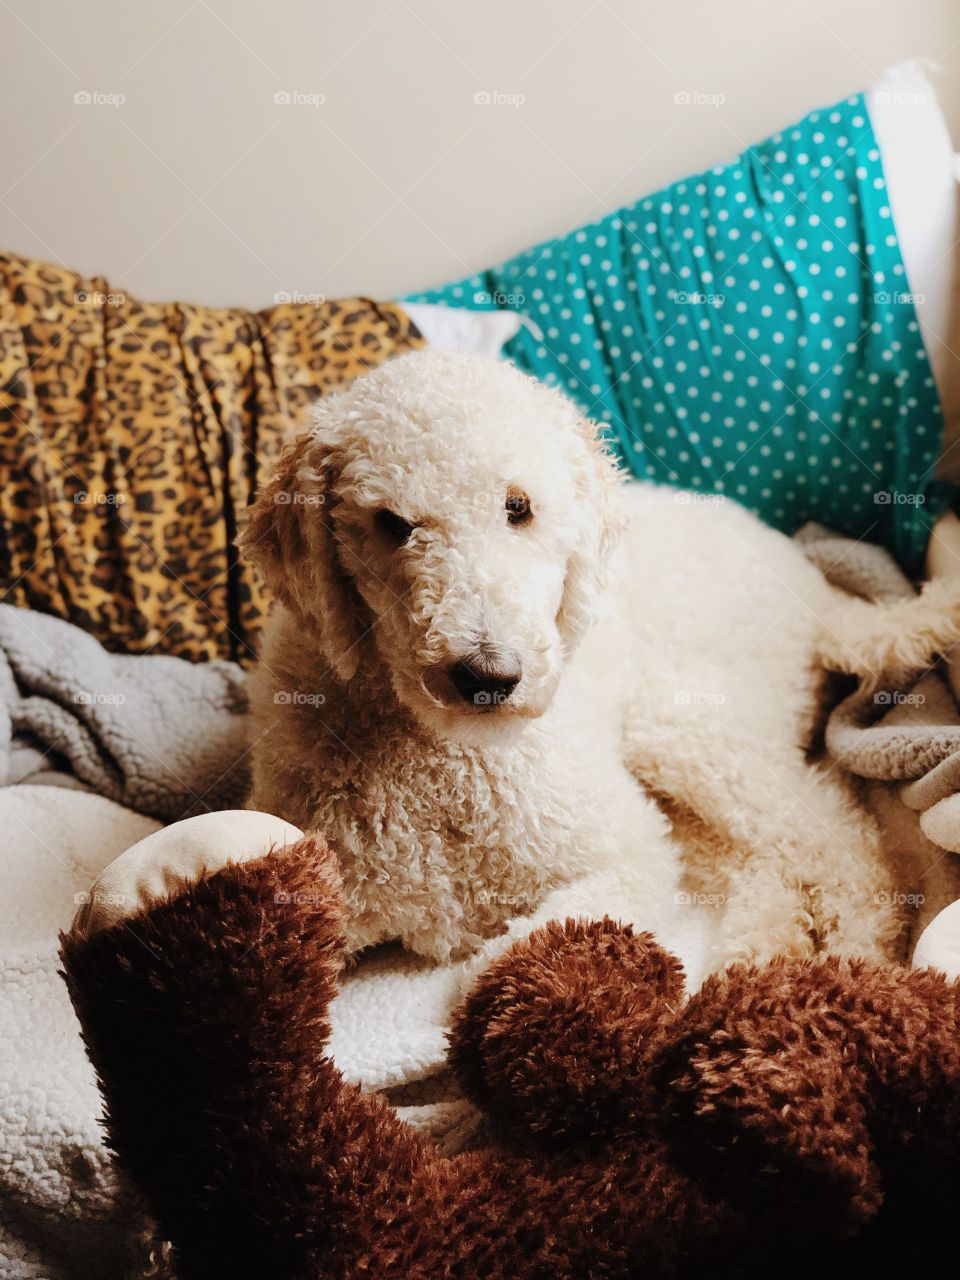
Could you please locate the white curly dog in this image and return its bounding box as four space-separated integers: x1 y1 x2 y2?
238 350 960 981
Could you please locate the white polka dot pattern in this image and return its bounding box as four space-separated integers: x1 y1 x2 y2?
407 94 948 570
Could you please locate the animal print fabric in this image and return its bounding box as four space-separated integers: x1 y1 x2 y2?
0 254 423 662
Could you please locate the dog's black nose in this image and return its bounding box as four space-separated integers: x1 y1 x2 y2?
449 656 522 708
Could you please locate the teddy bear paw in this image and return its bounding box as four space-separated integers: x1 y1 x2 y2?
69 809 304 940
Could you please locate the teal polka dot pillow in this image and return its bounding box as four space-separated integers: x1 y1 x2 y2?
406 93 949 572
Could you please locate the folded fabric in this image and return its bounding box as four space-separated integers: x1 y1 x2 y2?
827 668 960 786
0 603 250 821
798 523 960 858
0 253 424 662
409 89 949 571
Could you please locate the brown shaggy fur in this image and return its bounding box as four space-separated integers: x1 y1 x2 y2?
61 837 960 1279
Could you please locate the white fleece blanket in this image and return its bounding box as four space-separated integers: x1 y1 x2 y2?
0 786 157 1279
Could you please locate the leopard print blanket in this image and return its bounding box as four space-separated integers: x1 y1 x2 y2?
0 254 423 662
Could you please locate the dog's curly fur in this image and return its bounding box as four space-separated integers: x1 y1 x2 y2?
60 836 960 1278
239 350 960 973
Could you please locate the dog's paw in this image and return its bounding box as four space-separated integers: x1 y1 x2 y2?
70 810 304 939
713 917 816 971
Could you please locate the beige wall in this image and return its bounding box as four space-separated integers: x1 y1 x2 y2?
2 0 958 309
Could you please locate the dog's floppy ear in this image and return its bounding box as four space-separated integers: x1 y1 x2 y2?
238 430 367 682
556 417 626 654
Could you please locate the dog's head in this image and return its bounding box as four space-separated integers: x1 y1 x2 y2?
239 350 625 741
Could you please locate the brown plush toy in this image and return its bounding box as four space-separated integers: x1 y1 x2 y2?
61 835 960 1279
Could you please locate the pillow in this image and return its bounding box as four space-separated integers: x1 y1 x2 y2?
407 73 952 572
867 62 960 487
0 254 424 661
402 302 523 356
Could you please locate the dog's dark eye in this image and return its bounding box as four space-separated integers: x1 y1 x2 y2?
506 492 533 527
375 509 415 544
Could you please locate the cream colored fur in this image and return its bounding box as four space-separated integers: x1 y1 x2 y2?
240 350 960 976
